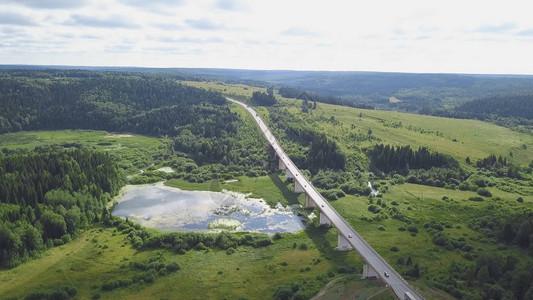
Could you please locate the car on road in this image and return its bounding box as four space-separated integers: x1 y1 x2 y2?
384 271 389 277
348 234 352 238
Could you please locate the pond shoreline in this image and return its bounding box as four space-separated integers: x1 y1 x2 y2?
110 181 306 235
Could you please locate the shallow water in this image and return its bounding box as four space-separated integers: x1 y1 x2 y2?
112 183 305 235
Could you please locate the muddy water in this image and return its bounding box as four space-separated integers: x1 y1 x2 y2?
112 183 305 235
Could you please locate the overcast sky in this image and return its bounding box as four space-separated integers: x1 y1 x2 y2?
1 0 532 74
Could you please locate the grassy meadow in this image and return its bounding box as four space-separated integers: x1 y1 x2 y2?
0 224 370 300
0 130 170 175
181 80 533 168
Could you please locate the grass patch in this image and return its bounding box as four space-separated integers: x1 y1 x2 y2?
165 174 301 207
0 226 363 300
0 130 168 175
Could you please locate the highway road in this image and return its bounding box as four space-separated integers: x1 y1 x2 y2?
228 98 424 300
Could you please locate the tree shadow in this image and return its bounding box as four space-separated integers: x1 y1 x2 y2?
268 173 300 206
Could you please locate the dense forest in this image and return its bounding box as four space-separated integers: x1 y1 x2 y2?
367 144 459 175
278 86 374 109
455 92 533 120
268 107 346 174
0 70 270 177
250 90 277 106
0 148 121 268
0 70 226 134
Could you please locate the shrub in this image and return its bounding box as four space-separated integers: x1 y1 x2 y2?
226 247 235 255
477 188 492 197
195 242 207 250
337 266 356 273
49 290 69 300
517 197 524 203
166 262 180 272
273 232 283 240
461 244 474 252
299 243 308 250
390 246 399 252
397 257 405 265
25 292 49 300
274 285 295 300
132 261 148 270
433 233 448 247
469 196 484 202
368 205 381 214
407 225 419 233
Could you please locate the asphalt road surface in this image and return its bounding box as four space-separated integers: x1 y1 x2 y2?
227 98 424 300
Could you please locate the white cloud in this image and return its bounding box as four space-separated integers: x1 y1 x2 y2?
3 0 90 9
0 11 39 26
0 0 532 74
281 27 317 37
184 19 224 30
214 0 249 12
64 14 140 29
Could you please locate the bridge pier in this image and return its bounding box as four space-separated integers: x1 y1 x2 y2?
285 169 294 180
319 212 332 226
305 194 316 207
337 234 353 251
294 181 304 193
362 263 379 278
278 157 286 171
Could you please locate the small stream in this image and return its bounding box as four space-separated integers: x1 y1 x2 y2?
368 182 379 196
112 182 305 235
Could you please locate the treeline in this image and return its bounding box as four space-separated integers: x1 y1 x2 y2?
455 92 533 120
108 216 272 253
475 154 524 179
472 212 533 252
278 86 374 109
250 90 276 106
367 144 458 174
269 108 345 174
0 149 121 268
0 71 226 134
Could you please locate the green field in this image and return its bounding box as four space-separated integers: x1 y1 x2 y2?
0 224 370 300
182 80 533 168
0 130 170 175
166 175 302 207
288 101 533 168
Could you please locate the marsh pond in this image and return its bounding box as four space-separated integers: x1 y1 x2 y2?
112 182 305 235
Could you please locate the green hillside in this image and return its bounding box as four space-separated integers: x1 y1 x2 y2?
182 80 533 299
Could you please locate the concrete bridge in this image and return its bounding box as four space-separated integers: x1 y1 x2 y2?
228 98 424 300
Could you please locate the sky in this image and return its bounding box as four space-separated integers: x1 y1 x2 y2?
1 0 533 74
